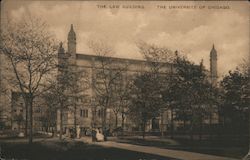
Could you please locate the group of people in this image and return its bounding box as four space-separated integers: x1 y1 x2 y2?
66 126 111 142
68 126 81 139
91 128 109 142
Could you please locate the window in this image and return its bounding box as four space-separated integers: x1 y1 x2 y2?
98 110 101 117
98 109 106 118
80 109 88 118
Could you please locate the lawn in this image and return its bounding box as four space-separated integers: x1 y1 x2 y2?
0 139 179 160
113 136 248 159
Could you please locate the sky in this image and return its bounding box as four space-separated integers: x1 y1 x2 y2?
1 0 249 76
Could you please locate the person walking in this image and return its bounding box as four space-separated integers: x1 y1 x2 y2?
91 128 97 142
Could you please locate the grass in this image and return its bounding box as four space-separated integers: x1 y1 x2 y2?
1 135 247 159
0 139 179 160
114 136 248 159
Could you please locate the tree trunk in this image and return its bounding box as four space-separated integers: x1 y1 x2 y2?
121 113 125 136
103 104 108 128
209 112 213 140
115 113 118 128
184 119 187 134
170 107 174 139
28 97 33 144
25 102 28 137
190 123 193 141
161 113 164 138
199 117 203 141
142 121 146 139
47 116 51 133
60 108 63 140
190 106 194 141
52 127 54 137
190 118 194 141
74 105 77 137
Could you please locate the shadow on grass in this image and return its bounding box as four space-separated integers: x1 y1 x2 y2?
115 137 247 159
0 140 180 160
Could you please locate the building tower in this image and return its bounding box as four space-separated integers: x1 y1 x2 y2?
67 24 76 64
58 42 67 71
210 44 218 86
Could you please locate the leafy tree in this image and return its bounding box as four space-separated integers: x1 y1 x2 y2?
129 72 164 139
163 53 211 139
220 68 249 135
136 42 174 136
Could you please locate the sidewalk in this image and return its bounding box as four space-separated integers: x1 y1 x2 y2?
79 137 239 160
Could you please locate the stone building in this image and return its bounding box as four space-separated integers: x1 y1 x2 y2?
57 26 170 133
10 92 49 132
56 25 219 134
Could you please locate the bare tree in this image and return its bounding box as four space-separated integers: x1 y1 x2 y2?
88 40 126 129
109 68 133 129
50 43 89 139
136 41 174 73
47 79 69 140
0 18 58 143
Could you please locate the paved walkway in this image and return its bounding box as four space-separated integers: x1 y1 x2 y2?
80 137 239 160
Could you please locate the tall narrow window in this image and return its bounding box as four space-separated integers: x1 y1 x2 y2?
80 109 83 117
80 109 88 118
84 109 88 118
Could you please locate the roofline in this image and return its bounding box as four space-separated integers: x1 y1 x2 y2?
76 53 146 63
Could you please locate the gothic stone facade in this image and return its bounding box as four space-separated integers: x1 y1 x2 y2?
56 25 219 133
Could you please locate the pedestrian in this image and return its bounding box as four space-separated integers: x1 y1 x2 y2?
76 126 81 139
103 128 107 141
92 128 97 142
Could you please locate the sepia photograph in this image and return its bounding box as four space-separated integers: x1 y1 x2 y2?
0 0 249 160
